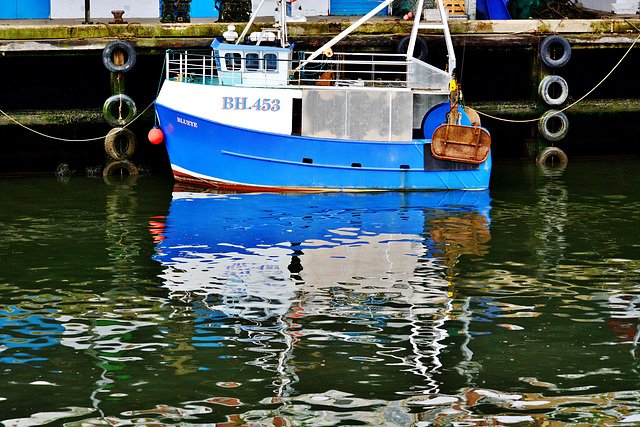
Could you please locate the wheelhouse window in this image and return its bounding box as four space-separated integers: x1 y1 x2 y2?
246 53 260 71
264 53 278 72
224 52 242 71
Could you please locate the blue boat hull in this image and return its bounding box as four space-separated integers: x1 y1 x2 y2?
155 103 492 191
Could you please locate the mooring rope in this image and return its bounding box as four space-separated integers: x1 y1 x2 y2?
0 101 155 143
473 30 640 124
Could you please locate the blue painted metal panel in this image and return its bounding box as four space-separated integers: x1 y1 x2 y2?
0 0 18 19
18 0 50 18
190 0 219 17
330 0 388 15
0 0 49 19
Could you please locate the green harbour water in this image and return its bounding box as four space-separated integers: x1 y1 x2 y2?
1 158 640 426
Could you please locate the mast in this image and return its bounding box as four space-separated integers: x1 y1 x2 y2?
279 0 289 47
296 0 394 70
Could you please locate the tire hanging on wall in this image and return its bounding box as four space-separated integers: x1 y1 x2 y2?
536 146 568 165
102 40 137 73
103 94 137 127
105 127 137 161
397 36 428 62
540 35 571 68
538 75 569 106
538 110 569 141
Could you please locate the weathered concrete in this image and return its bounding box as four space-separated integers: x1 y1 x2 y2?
467 98 640 116
0 108 103 126
0 18 639 52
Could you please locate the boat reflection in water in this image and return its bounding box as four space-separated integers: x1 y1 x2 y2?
152 187 492 425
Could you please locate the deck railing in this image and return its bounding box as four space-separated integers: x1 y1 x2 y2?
165 49 450 91
165 50 219 84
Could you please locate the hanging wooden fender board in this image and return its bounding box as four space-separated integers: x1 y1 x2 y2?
431 124 491 164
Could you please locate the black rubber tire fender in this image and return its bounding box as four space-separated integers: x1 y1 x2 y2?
103 160 139 177
540 35 571 68
103 94 137 127
538 110 569 141
102 40 137 73
105 127 137 161
536 146 568 165
539 75 569 106
397 36 428 62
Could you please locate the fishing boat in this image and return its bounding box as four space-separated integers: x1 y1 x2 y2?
153 0 491 191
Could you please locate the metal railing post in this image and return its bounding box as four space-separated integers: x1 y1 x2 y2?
83 0 92 24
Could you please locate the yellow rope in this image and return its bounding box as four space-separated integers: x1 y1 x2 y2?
475 31 640 124
0 101 155 143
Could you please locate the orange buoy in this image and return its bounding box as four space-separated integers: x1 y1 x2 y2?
148 127 164 144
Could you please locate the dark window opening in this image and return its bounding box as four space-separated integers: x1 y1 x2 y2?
351 163 362 168
264 53 278 71
246 53 260 71
303 158 313 164
225 52 242 70
292 98 302 135
400 165 410 169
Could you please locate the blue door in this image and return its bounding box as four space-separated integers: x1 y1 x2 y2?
330 0 388 15
0 0 17 18
0 0 49 19
190 0 219 17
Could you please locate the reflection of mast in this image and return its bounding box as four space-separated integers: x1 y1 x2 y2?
420 207 491 390
406 295 449 394
275 317 300 397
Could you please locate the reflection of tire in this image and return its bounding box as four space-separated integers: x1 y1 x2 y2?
397 36 428 61
103 160 139 177
103 94 137 127
540 35 571 68
102 40 137 73
539 75 569 106
536 146 568 165
105 127 137 161
538 110 569 141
